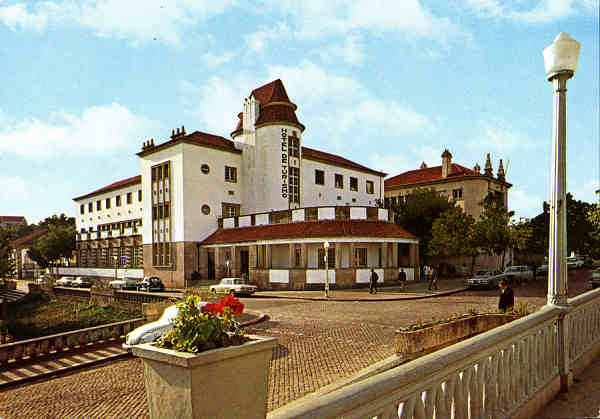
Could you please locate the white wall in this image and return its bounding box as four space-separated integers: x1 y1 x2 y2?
306 269 336 284
356 268 384 283
75 182 143 233
301 159 383 208
182 143 242 242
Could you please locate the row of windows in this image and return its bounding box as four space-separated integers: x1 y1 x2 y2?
80 190 142 214
82 219 142 234
314 170 374 194
386 188 463 207
76 246 143 268
153 242 171 266
152 204 170 220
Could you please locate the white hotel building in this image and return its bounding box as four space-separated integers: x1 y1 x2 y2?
72 79 419 289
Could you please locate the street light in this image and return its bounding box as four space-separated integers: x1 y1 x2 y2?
543 32 581 307
324 241 330 298
226 259 231 277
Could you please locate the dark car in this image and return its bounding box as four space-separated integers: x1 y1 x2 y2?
137 276 165 292
589 269 600 289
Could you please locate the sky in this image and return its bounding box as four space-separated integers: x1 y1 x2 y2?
0 0 598 224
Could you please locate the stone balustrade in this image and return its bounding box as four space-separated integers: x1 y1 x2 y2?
269 288 600 419
0 318 144 367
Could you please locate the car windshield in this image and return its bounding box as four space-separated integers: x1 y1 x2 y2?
567 257 577 262
233 279 247 284
474 271 488 277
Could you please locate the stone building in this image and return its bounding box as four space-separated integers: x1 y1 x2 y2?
0 216 26 229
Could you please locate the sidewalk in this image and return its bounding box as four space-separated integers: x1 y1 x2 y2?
253 278 466 301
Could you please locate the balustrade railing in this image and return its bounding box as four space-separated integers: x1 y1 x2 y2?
568 287 600 364
0 318 144 367
269 307 561 419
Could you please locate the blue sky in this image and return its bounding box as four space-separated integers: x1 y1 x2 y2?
0 0 598 224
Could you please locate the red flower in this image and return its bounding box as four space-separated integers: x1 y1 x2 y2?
202 302 224 314
219 296 244 316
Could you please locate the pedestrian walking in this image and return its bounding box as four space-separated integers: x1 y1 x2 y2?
397 268 407 291
428 266 439 291
369 269 378 294
498 279 514 312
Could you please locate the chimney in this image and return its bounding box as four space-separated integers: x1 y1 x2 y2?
420 162 428 169
441 149 452 178
497 159 505 181
484 153 493 176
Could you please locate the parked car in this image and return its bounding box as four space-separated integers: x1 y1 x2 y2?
56 276 75 286
567 256 584 270
503 265 533 285
109 277 138 290
72 277 92 288
137 276 165 292
467 270 504 290
590 269 600 289
209 278 257 296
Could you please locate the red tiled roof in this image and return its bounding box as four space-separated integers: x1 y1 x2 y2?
10 228 49 248
73 175 141 201
138 131 240 158
385 164 478 189
302 147 387 177
232 79 304 137
0 216 26 223
201 220 416 245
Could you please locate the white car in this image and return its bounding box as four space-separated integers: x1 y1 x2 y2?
109 277 138 290
467 269 504 290
567 256 584 270
209 278 257 296
503 266 533 284
72 277 92 288
56 276 75 286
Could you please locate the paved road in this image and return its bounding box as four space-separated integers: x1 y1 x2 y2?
0 269 594 418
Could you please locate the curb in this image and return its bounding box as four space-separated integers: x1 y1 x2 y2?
239 310 269 327
252 287 467 302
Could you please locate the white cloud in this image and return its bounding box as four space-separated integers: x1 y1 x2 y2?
320 34 365 65
467 0 598 23
510 188 543 218
0 0 238 45
0 2 52 31
0 176 28 202
201 51 234 67
0 104 160 159
244 23 292 53
468 121 535 154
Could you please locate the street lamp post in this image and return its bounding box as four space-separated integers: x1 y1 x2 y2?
543 32 580 392
324 241 330 298
226 259 231 277
543 32 581 307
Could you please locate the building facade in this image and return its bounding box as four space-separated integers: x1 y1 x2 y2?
0 216 26 229
72 79 419 288
384 150 512 220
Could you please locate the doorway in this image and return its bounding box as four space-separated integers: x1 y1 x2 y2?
240 250 249 278
208 251 215 280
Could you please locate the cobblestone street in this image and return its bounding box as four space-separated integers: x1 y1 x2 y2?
0 270 593 418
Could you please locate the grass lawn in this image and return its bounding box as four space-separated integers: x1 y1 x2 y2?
0 295 141 342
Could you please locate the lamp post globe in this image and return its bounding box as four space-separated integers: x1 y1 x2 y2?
543 32 580 307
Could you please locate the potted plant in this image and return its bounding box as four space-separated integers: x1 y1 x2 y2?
130 295 276 419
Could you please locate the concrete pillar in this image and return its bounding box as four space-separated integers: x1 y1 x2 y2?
249 245 257 269
392 243 398 268
349 243 355 268
381 243 388 268
334 242 342 268
199 247 209 279
265 245 272 269
301 243 308 268
289 244 295 269
230 246 237 277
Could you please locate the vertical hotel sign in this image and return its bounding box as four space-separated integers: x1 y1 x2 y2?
281 128 288 199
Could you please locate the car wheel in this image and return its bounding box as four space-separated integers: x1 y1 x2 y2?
210 288 216 293
229 289 235 296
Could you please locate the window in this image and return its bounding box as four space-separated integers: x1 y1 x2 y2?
350 177 358 191
305 207 318 221
318 248 335 269
80 204 84 215
105 198 111 209
201 205 211 215
222 203 240 218
201 164 210 174
335 174 343 189
355 248 368 267
289 167 300 203
315 169 324 185
88 202 93 212
366 180 374 194
225 166 237 183
96 200 101 211
138 190 142 201
127 192 133 204
289 131 300 158
116 195 121 206
452 188 463 200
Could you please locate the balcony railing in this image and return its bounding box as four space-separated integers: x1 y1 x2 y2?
269 288 600 419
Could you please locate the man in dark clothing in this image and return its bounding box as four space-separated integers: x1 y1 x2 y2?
369 269 378 294
397 268 407 291
498 279 514 312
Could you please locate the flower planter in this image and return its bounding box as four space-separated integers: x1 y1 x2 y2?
132 334 277 419
395 314 517 361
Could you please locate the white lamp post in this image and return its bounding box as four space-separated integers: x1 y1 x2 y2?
226 259 231 277
324 241 330 298
543 32 581 307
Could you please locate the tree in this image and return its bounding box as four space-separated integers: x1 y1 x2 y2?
28 226 76 277
428 207 478 272
387 188 454 263
474 192 513 268
38 213 75 230
0 236 15 279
